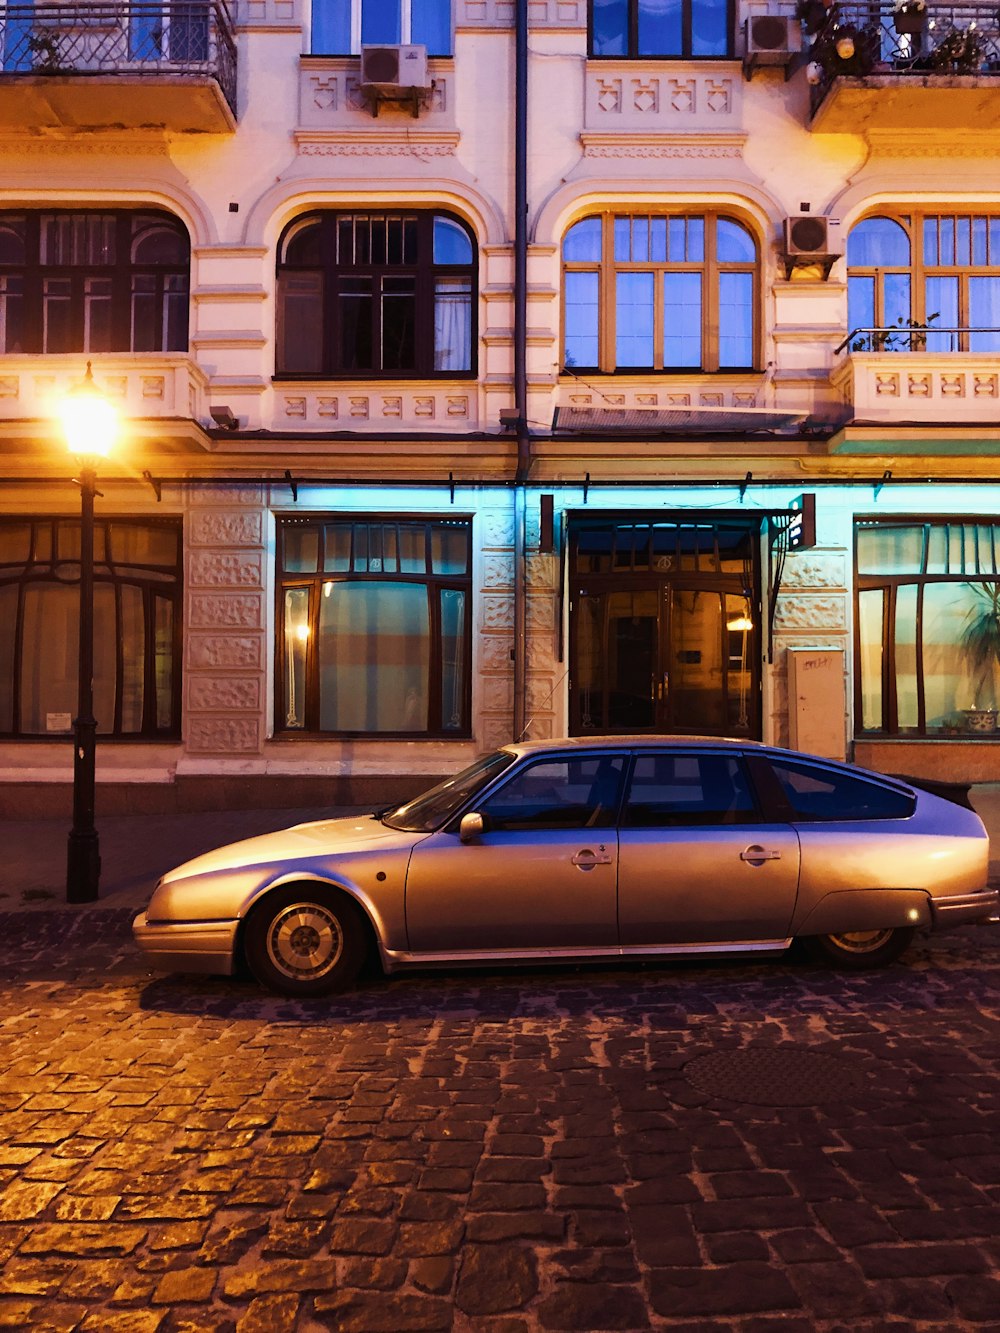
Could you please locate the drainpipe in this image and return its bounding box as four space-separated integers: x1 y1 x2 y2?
512 0 529 742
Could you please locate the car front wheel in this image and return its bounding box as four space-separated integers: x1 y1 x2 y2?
244 885 368 996
803 926 915 969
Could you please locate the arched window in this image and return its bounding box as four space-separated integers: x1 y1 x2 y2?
311 0 452 55
276 210 476 378
562 212 758 373
0 210 189 355
848 212 1000 352
591 0 733 58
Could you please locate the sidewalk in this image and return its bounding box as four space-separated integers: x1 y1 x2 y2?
2 786 999 914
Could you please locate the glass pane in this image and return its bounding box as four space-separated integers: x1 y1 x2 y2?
592 0 629 55
400 526 426 573
0 217 25 264
725 593 754 734
93 584 116 737
412 0 452 54
277 273 323 373
858 588 884 732
847 275 875 346
563 217 602 263
923 582 995 728
120 585 144 733
283 219 322 266
0 585 15 732
163 274 188 352
663 272 701 368
0 523 31 565
361 0 402 45
848 217 911 267
382 277 415 370
154 596 173 730
109 524 178 568
606 589 657 729
692 0 729 57
282 587 310 729
718 271 753 367
434 277 471 372
614 217 632 263
0 275 24 353
925 276 959 353
283 526 320 574
856 525 924 575
433 216 472 265
20 584 77 733
432 525 467 574
318 582 430 732
638 0 682 54
43 278 73 353
84 277 113 352
884 272 911 338
624 753 756 828
576 592 605 728
131 221 186 266
670 588 724 731
969 277 1000 353
769 759 914 821
716 218 756 263
440 588 466 730
131 274 157 354
973 215 988 267
615 271 654 367
576 528 613 575
324 523 352 572
895 584 918 731
340 276 373 370
481 756 625 831
564 271 599 368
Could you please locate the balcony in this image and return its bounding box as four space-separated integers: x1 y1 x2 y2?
0 2 237 134
806 1 1000 131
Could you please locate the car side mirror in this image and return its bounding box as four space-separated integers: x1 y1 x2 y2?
459 812 485 843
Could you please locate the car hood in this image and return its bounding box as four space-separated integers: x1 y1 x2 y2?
160 813 419 884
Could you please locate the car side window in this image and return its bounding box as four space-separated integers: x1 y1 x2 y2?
767 759 916 822
477 756 625 831
623 753 758 828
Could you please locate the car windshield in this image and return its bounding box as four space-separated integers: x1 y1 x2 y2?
381 749 517 832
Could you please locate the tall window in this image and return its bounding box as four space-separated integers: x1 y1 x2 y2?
276 211 475 378
847 213 1000 352
591 0 733 57
311 0 452 55
0 210 189 355
0 518 182 738
278 516 472 736
562 212 757 372
855 519 1000 737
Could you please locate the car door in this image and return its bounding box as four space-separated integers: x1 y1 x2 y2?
404 752 626 954
617 749 801 948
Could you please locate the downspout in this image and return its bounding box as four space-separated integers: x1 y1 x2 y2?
512 0 529 741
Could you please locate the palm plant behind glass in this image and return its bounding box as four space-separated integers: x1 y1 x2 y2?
961 581 1000 712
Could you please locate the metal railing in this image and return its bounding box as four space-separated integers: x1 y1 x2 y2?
807 1 1000 112
837 326 1000 353
0 1 237 114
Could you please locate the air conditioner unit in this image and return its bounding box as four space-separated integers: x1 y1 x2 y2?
360 44 430 90
744 14 803 62
783 214 841 258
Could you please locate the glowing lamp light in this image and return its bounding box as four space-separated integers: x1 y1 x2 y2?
834 29 856 59
727 615 755 632
806 60 824 84
295 623 310 642
58 362 120 461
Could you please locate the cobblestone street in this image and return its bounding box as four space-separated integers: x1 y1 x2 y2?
0 904 998 1331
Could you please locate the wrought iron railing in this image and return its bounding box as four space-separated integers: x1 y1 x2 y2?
806 1 1000 113
0 2 237 115
837 326 1000 353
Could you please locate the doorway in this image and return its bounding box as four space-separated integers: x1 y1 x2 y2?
569 518 761 738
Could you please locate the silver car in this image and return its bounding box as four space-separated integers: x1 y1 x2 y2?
133 738 998 997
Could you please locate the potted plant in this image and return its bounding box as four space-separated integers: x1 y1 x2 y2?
929 26 987 73
893 0 926 35
960 580 1000 732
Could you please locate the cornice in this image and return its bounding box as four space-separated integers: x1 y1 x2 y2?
579 132 747 159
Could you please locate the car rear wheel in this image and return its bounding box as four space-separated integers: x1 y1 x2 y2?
803 926 915 969
244 885 368 996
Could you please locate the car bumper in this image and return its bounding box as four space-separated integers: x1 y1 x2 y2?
930 887 1000 929
132 912 238 976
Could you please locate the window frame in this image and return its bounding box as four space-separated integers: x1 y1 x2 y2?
854 515 1000 739
275 514 474 739
274 209 477 380
561 210 760 374
0 209 190 356
847 210 1000 352
588 0 736 60
310 0 454 56
0 516 183 740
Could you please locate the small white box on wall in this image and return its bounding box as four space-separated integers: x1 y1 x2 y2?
787 648 847 761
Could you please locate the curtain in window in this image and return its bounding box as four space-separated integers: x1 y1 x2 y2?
433 279 471 371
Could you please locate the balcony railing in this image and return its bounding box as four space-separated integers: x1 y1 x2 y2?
0 1 236 115
807 1 1000 113
837 326 1000 353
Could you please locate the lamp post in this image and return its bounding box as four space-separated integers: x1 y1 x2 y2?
58 363 120 903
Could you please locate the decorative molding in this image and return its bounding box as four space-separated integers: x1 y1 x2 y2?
187 717 262 754
457 0 587 26
299 59 456 133
580 133 746 159
273 384 479 430
585 63 741 133
296 134 459 157
188 635 263 670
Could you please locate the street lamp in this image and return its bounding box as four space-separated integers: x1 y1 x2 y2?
57 363 120 903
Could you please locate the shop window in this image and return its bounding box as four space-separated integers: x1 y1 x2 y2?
855 518 1000 737
562 212 758 373
276 211 475 378
847 212 1000 352
591 0 734 58
277 516 472 736
311 0 453 55
0 211 189 355
0 518 182 738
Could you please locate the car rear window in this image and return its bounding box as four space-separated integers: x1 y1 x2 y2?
767 759 916 822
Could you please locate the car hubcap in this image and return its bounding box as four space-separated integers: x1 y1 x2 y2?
267 902 343 980
828 928 894 954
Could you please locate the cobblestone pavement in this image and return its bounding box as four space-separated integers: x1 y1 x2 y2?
0 910 998 1331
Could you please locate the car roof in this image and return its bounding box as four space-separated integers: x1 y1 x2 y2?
503 736 764 756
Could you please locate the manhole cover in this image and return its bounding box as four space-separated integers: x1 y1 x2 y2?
684 1047 870 1105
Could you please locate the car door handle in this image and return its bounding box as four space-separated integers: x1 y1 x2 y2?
571 848 613 869
740 845 781 864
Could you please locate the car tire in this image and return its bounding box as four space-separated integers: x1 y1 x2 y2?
803 926 915 970
243 884 368 997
